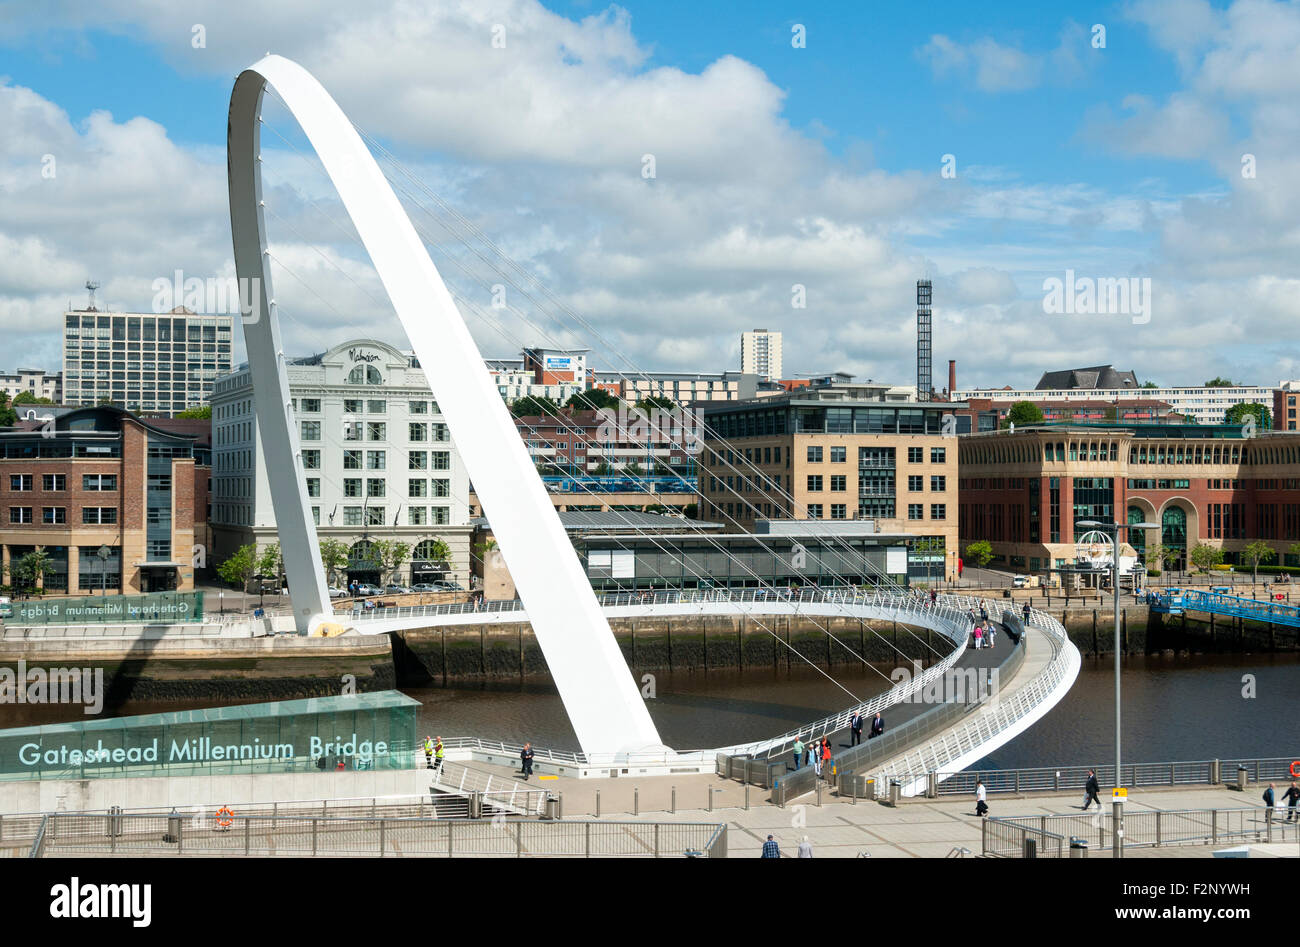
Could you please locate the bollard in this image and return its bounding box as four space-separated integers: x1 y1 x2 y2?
927 772 938 799
1210 759 1221 785
634 787 639 818
595 789 601 819
816 780 823 807
671 786 676 814
1070 837 1088 858
708 786 714 812
1024 837 1037 858
745 783 750 811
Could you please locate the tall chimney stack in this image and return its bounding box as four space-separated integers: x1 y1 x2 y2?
948 360 957 401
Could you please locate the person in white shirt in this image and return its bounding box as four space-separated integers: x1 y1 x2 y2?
975 779 989 817
798 836 814 858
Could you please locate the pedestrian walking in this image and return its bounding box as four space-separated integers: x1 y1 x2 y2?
1022 602 1031 623
850 711 863 746
987 624 996 647
433 736 444 773
1082 769 1101 810
793 736 804 771
422 735 434 769
821 738 832 778
812 750 823 779
1282 781 1300 821
797 836 814 858
1264 782 1276 819
979 605 988 624
975 779 988 817
761 835 780 858
929 588 937 605
803 740 813 768
870 712 884 739
520 742 534 780
973 625 983 650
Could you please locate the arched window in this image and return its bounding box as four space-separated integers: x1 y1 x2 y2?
413 539 448 562
1161 506 1187 570
348 365 384 385
349 539 377 567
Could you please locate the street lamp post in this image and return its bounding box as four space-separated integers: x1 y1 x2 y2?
1078 518 1157 859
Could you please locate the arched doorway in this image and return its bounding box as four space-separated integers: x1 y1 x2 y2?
411 538 450 585
1161 506 1187 574
347 539 381 587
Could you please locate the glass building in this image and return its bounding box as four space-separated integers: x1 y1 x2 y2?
0 691 419 781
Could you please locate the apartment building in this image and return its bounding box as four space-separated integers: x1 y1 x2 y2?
0 406 210 593
0 368 61 403
740 328 783 381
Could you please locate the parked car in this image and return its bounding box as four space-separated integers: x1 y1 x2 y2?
327 587 348 598
433 580 465 592
385 584 415 594
411 583 440 592
354 583 382 596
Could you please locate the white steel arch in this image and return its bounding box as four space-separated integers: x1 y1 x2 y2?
226 54 662 755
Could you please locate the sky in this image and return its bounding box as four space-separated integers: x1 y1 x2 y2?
1 0 1298 391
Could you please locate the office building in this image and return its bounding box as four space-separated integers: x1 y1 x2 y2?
958 423 1300 578
61 307 234 416
0 405 211 594
697 383 961 580
209 339 472 588
741 329 783 381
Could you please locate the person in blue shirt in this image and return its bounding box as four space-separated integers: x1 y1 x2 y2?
761 835 780 858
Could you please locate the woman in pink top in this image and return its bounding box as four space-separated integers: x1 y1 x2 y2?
974 625 984 649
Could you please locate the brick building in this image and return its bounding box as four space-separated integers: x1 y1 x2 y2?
0 406 211 594
958 423 1300 578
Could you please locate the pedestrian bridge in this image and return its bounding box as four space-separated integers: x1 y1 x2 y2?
345 589 1080 791
1150 587 1300 628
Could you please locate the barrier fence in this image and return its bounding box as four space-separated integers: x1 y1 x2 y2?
26 812 727 858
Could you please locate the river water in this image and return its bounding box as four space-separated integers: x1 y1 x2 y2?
5 655 1296 768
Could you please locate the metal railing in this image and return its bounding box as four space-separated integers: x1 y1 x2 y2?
29 812 727 858
864 602 1080 793
890 756 1300 797
985 806 1297 856
981 817 1066 858
430 761 549 816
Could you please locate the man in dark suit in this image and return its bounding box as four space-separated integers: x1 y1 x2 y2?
869 713 884 739
1082 769 1102 810
850 712 863 746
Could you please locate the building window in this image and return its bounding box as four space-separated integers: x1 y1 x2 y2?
344 479 362 498
10 507 33 523
42 507 66 524
367 400 386 413
930 476 946 492
302 450 321 470
431 451 450 471
301 421 321 440
908 475 924 491
343 506 363 526
431 478 450 498
9 474 33 491
42 474 66 491
365 507 385 526
409 507 427 525
366 422 386 441
807 446 823 462
409 451 427 470
301 398 321 412
348 365 383 385
431 506 449 525
931 447 946 464
366 451 386 470
830 446 846 463
908 503 924 520
409 479 427 498
409 423 427 442
807 475 823 491
343 450 362 470
82 507 118 525
306 478 321 498
908 447 923 463
830 475 847 492
806 503 823 519
410 401 427 414
312 507 320 525
366 479 385 498
146 540 171 558
830 503 847 519
930 503 946 520
344 399 362 413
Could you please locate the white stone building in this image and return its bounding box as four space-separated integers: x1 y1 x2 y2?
209 339 472 588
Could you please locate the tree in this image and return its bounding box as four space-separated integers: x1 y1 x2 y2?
175 405 212 419
1189 542 1224 573
0 392 15 428
1161 546 1182 576
1002 401 1044 428
1288 542 1300 571
593 461 614 476
624 461 644 476
509 395 561 418
1204 377 1234 388
1140 381 1158 389
12 392 53 405
1241 541 1275 585
565 388 619 412
1145 540 1163 575
964 539 994 568
216 544 258 593
257 542 283 586
318 538 349 585
1224 402 1272 431
8 547 52 595
637 395 678 412
371 539 412 585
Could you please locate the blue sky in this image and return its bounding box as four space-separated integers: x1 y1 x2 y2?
0 0 1296 388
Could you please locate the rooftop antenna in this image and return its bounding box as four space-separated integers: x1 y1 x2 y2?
85 280 101 312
